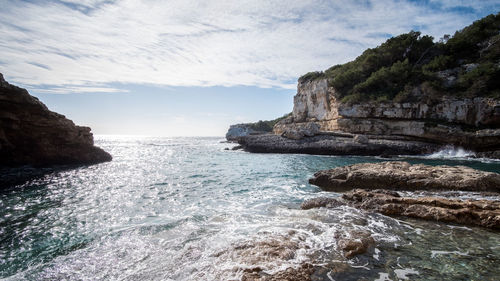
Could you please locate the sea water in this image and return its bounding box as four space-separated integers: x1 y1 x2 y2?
1 136 499 280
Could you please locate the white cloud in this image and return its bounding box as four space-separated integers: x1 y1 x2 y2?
0 0 497 93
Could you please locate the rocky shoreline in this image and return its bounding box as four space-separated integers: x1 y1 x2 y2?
237 133 441 156
230 161 500 280
306 161 500 230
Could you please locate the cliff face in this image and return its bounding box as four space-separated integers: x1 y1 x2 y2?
0 73 112 166
274 78 500 151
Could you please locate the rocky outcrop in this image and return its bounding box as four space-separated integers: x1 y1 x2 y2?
335 230 375 258
301 189 500 230
278 122 320 140
238 134 440 156
314 189 500 230
0 73 112 167
309 161 500 192
241 264 314 281
272 77 500 156
226 124 264 141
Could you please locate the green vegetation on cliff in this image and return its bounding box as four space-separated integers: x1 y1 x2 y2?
242 113 292 132
299 13 500 103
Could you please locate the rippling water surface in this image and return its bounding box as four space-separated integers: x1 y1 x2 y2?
1 136 499 280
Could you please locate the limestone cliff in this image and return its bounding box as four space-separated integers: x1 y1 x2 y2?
274 77 500 153
0 73 112 166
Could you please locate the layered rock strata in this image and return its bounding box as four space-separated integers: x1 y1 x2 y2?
272 78 500 155
309 161 500 192
301 189 500 230
238 134 440 156
0 73 112 167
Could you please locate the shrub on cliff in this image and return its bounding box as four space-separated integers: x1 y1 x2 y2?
305 12 500 103
244 113 292 132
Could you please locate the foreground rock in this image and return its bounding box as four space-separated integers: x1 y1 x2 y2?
242 264 314 281
0 73 112 168
309 161 500 192
238 134 440 156
302 189 500 230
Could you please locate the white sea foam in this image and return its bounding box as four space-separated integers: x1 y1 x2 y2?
394 268 419 280
426 145 475 159
431 250 469 258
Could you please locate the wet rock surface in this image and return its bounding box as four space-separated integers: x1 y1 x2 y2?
241 263 315 281
343 189 500 230
336 230 375 258
309 161 500 192
0 73 111 180
302 189 500 230
238 134 440 156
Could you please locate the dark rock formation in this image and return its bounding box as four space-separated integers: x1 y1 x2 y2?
302 189 500 230
0 73 112 167
347 189 500 230
309 161 500 192
238 134 440 156
300 196 344 210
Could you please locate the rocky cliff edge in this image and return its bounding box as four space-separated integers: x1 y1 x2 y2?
0 73 112 167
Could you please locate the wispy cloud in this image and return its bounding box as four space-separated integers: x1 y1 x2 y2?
0 0 498 93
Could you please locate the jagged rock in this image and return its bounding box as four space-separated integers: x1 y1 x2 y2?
342 189 500 230
226 124 260 141
309 161 500 192
353 134 368 144
0 73 112 168
238 134 440 156
281 129 304 140
300 197 343 210
303 189 500 230
278 122 320 140
335 230 375 258
241 264 314 281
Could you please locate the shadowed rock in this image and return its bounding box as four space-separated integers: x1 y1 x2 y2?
309 161 500 192
0 73 112 169
238 134 440 156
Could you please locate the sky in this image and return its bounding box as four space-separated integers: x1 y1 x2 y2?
0 0 499 136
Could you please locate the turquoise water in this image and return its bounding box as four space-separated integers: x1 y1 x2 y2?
1 136 499 280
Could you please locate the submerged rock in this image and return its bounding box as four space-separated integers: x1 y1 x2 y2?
0 73 112 168
309 161 500 192
336 230 375 258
